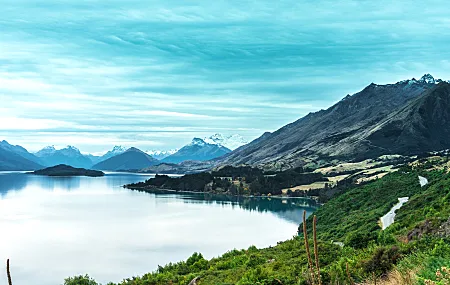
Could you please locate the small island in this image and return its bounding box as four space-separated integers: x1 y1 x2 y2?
30 164 105 177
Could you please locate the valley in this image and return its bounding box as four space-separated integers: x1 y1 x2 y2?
2 75 450 285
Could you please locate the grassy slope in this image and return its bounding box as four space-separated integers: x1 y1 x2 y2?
65 165 450 285
311 171 421 242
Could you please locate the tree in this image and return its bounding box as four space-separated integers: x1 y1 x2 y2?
64 275 99 285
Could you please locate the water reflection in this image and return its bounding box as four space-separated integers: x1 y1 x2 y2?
0 172 28 195
141 190 318 224
0 172 319 285
0 173 318 225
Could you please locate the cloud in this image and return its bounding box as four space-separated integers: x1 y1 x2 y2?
0 117 77 130
1 0 450 152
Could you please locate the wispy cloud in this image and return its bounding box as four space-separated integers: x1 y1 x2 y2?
1 0 449 152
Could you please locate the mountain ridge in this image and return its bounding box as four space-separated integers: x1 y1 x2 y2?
218 74 450 169
0 140 43 170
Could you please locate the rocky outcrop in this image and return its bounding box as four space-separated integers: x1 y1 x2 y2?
407 217 450 241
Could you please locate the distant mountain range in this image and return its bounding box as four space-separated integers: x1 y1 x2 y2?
219 74 450 170
0 133 247 171
162 138 232 164
145 149 179 160
35 146 93 168
6 74 450 175
91 147 160 171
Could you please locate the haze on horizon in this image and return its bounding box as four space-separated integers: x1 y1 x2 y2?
1 0 450 153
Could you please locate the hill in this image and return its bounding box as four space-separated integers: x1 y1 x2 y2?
219 74 450 170
91 147 159 171
30 164 104 177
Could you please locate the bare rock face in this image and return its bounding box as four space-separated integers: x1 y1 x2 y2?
407 220 435 241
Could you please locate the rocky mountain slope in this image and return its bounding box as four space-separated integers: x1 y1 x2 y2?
219 74 450 169
0 140 43 170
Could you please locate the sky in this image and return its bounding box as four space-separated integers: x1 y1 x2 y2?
1 0 450 154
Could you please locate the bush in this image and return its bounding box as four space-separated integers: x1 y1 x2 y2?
345 232 374 249
362 246 402 275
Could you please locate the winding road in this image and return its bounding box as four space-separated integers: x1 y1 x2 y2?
380 175 429 230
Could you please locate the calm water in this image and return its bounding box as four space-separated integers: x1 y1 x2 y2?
0 172 318 285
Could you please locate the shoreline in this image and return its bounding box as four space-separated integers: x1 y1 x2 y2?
124 185 321 202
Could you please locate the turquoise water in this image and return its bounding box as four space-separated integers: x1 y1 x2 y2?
0 172 317 285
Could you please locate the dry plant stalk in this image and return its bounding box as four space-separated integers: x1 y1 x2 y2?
7 259 13 285
346 262 355 285
313 215 322 285
303 210 316 284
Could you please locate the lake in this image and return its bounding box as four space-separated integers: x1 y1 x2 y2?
0 172 318 285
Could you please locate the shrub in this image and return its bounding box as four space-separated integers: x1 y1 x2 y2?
362 246 402 275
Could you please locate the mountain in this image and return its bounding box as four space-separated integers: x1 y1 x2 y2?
99 146 127 161
203 134 248 150
85 154 102 165
0 140 43 170
366 81 450 155
35 146 93 168
83 146 129 165
91 147 159 171
162 138 232 164
0 140 43 165
143 134 246 161
145 149 179 160
219 74 450 169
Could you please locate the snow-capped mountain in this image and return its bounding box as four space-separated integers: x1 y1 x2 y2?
145 149 178 160
35 145 92 168
203 134 248 150
35 145 58 157
162 138 231 164
100 146 128 161
35 145 81 157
